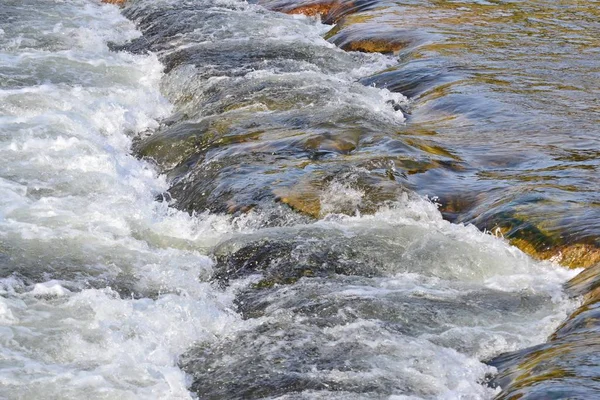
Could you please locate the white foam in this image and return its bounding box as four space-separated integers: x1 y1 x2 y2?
0 1 241 398
320 181 365 216
30 281 71 297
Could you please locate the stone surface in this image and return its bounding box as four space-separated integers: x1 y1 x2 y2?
259 0 340 18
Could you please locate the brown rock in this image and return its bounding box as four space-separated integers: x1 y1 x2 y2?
274 182 322 218
326 21 411 54
323 1 376 25
342 38 405 53
509 238 600 269
551 243 600 268
286 1 339 17
258 0 340 18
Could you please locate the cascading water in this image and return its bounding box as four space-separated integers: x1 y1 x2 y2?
0 1 242 397
1 0 597 399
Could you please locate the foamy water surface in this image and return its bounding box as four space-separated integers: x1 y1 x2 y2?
0 0 582 399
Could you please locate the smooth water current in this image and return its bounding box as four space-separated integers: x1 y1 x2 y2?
0 0 598 398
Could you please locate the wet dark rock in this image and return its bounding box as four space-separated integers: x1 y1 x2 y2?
565 263 600 297
211 233 384 288
161 40 338 74
180 321 392 400
489 339 600 399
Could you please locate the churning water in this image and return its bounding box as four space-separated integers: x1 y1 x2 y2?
0 0 596 398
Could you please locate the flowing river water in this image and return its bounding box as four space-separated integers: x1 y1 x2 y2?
0 0 598 398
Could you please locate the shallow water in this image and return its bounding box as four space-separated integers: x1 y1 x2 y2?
0 0 598 398
368 0 600 258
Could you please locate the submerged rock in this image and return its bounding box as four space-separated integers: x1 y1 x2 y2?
510 241 600 269
259 0 340 18
259 0 384 24
483 217 600 269
323 0 384 24
322 10 420 54
211 234 383 289
327 23 412 54
432 188 600 269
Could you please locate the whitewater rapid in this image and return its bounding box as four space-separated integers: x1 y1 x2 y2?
0 0 581 399
0 1 245 397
